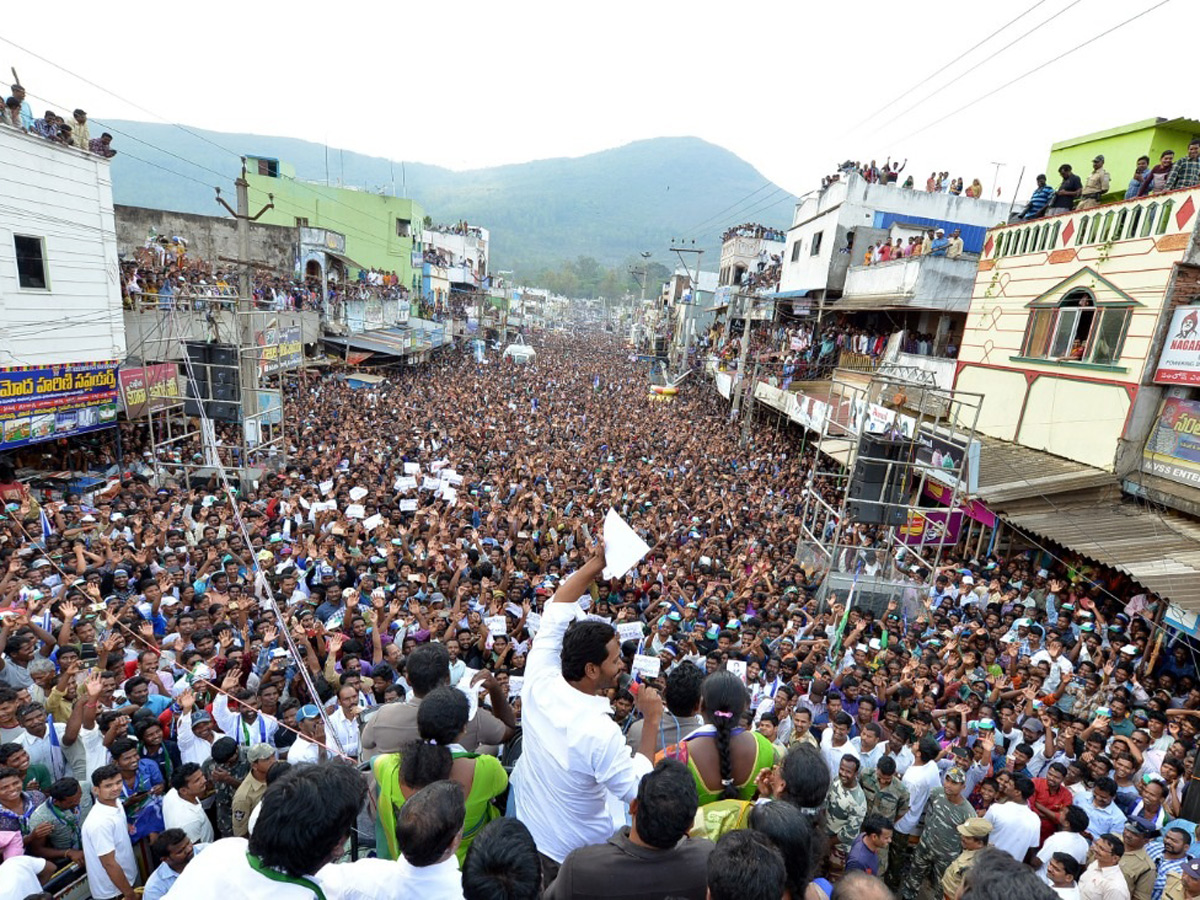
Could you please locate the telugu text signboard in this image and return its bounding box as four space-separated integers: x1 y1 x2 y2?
119 364 180 418
0 361 119 450
256 325 303 376
1142 397 1200 488
1153 307 1200 385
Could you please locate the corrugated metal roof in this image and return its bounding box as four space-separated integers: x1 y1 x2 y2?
1000 493 1200 612
973 435 1117 504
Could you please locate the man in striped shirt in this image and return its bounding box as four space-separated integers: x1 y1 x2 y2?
1147 826 1191 900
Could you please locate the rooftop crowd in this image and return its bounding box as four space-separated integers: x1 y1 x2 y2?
2 80 116 158
0 331 1198 900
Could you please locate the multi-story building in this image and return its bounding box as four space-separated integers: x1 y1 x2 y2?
956 174 1200 612
778 174 1010 355
244 156 425 294
0 126 126 453
718 224 786 287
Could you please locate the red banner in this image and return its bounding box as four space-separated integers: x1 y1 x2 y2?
119 364 180 418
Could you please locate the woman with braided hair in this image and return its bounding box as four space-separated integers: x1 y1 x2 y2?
673 669 780 804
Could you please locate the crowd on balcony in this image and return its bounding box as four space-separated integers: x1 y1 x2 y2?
119 242 411 321
1016 140 1200 221
861 229 964 265
426 221 485 238
721 223 788 243
821 160 991 201
1 81 116 158
422 247 452 268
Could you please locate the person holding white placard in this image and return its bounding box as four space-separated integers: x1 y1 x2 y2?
511 542 664 886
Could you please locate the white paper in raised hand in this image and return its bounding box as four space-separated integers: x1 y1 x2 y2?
362 513 383 532
601 508 651 580
348 486 369 502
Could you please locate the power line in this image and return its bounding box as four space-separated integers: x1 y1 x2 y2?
894 0 1175 145
846 0 1056 135
864 0 1088 142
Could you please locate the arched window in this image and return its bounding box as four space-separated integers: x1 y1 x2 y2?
1019 228 1030 254
1021 288 1132 365
1099 211 1115 242
1087 214 1103 244
1112 209 1128 242
1158 200 1175 235
1048 221 1061 249
1128 206 1143 239
997 232 1008 258
1076 216 1089 246
1142 203 1158 237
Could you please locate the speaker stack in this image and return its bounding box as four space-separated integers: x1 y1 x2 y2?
846 434 916 526
182 341 241 423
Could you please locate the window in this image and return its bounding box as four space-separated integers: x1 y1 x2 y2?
1020 288 1131 366
791 241 802 262
1047 221 1060 249
14 235 48 289
1076 216 1089 246
1099 211 1114 243
396 218 412 238
294 217 309 228
1142 203 1158 237
810 231 823 256
1087 214 1103 244
1112 209 1127 242
255 158 279 178
1158 200 1174 234
1127 206 1142 238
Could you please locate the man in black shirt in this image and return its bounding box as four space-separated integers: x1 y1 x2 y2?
545 758 714 899
1049 164 1083 215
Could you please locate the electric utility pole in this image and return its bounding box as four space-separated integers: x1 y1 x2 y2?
215 159 274 473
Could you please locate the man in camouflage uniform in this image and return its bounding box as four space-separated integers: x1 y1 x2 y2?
942 817 993 900
902 767 975 900
861 755 911 878
824 755 868 877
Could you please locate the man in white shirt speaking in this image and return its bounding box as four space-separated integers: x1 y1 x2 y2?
512 543 664 885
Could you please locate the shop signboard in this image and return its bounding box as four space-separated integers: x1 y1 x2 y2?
1142 397 1200 488
256 325 303 376
897 508 964 546
914 424 979 493
1152 307 1200 384
119 364 180 418
0 361 119 450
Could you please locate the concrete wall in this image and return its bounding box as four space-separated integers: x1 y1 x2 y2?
843 255 981 313
0 128 125 366
115 205 297 275
123 308 322 364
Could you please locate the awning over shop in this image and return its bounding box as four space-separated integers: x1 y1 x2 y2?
998 492 1200 613
323 328 414 359
764 289 812 299
326 250 367 272
973 436 1117 505
345 351 374 366
833 295 936 312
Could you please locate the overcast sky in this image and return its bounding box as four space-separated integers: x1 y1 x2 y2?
4 0 1194 218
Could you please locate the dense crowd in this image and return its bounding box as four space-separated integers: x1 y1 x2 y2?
0 331 1197 900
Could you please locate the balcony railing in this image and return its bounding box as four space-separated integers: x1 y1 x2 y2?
988 185 1200 261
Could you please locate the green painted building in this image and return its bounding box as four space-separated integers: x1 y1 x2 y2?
1047 117 1200 203
244 156 425 292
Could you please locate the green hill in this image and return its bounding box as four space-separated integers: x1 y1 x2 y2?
105 123 794 276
